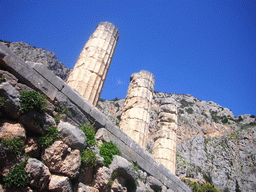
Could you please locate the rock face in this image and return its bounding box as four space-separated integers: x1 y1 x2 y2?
152 98 177 174
25 158 51 190
0 120 26 141
48 175 73 192
119 70 155 149
58 121 87 151
1 40 72 81
67 22 119 106
42 141 81 179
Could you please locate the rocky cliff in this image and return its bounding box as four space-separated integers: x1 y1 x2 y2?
97 92 256 192
0 40 72 81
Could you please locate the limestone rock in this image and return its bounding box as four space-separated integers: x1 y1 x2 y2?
111 177 127 192
25 158 51 190
48 175 72 192
76 183 99 192
42 141 81 178
67 22 119 106
93 166 111 191
58 121 87 151
109 155 139 181
78 166 94 185
0 120 26 141
24 137 40 158
95 128 110 145
0 82 20 119
19 111 56 135
0 70 18 86
146 176 162 191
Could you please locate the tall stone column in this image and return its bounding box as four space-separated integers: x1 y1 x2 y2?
119 70 155 149
152 98 177 174
67 22 119 106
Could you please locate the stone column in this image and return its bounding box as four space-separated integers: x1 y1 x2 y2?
67 22 119 106
152 98 177 174
119 70 155 149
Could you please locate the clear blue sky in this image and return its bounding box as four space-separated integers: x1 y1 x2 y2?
1 1 256 116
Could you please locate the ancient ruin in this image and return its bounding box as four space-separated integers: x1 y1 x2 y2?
119 70 155 149
152 98 178 174
67 22 119 106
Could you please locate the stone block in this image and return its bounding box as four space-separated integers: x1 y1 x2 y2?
30 62 65 91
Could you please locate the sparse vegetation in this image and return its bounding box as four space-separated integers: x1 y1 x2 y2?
0 74 6 83
0 97 5 107
181 178 218 192
186 107 194 114
180 99 194 108
99 141 122 167
80 123 97 146
1 137 25 155
20 90 48 114
39 126 59 148
3 159 29 188
80 148 98 170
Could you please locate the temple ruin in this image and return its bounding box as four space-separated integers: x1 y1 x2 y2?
152 98 178 174
67 22 119 106
119 70 155 149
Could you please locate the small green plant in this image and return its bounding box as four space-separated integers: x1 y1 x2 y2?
3 159 29 188
1 137 24 155
0 96 5 107
180 99 194 108
179 109 184 114
186 108 194 114
39 126 59 148
80 149 98 170
99 141 122 167
0 74 6 83
108 179 114 187
132 162 139 172
80 123 97 146
20 90 48 114
54 106 70 115
114 102 120 108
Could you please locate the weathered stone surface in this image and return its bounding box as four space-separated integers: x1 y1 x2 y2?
48 175 72 192
42 141 81 178
24 137 40 158
152 101 177 174
93 166 111 191
119 70 155 149
58 121 87 151
0 120 26 141
25 158 51 190
0 69 18 86
79 166 94 185
95 128 110 146
146 176 162 191
109 155 139 181
0 144 20 177
19 111 56 135
0 82 20 119
111 177 127 192
67 22 119 106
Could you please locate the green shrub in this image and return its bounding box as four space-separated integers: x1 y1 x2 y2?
3 160 29 188
0 96 5 107
20 90 48 113
99 141 122 167
114 102 120 108
1 137 24 155
179 109 184 114
80 123 97 146
80 149 97 170
186 108 194 114
180 99 194 108
132 162 139 172
108 179 114 187
0 75 6 83
39 126 59 148
113 97 119 101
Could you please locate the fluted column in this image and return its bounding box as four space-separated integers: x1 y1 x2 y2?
119 70 155 149
152 98 177 174
67 22 119 106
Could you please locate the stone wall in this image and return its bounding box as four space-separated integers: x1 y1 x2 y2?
0 43 191 192
152 98 178 174
119 70 155 149
67 22 119 106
